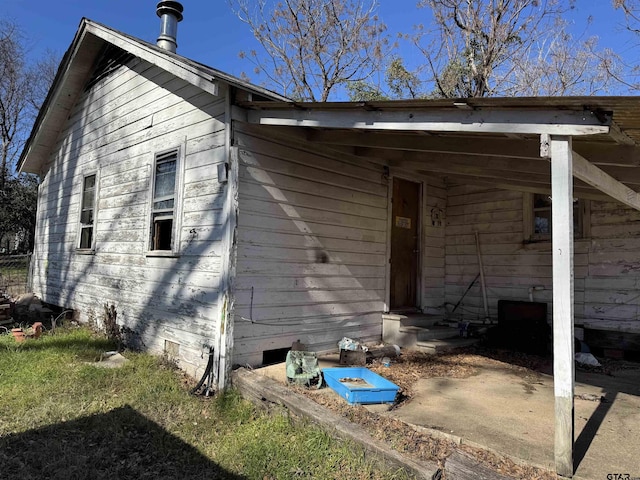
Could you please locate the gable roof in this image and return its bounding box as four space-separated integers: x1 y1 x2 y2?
19 16 640 211
18 18 289 175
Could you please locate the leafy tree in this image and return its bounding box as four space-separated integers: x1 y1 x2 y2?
0 174 38 253
230 0 390 101
385 58 423 99
346 80 388 101
347 58 423 101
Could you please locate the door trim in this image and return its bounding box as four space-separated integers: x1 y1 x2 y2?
385 174 423 313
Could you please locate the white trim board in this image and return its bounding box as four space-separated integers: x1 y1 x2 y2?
248 108 611 136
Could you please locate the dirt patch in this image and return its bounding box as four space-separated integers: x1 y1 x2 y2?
366 350 478 401
349 349 549 405
293 385 456 467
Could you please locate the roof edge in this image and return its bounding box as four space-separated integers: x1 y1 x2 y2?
18 18 289 175
17 17 91 175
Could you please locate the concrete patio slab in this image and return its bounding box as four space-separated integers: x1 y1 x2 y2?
255 354 640 480
387 365 640 479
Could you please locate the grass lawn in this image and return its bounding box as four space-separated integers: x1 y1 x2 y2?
0 327 410 480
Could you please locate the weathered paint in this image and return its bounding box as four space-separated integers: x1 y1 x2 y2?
443 183 640 335
231 123 389 366
31 58 228 378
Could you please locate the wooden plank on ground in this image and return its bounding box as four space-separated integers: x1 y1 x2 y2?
231 368 439 480
445 450 516 480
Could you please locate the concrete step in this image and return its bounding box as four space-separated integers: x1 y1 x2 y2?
382 313 440 328
414 337 479 355
383 313 449 348
399 325 460 341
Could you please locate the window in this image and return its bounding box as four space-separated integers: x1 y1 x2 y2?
78 174 97 250
150 149 179 252
525 192 589 242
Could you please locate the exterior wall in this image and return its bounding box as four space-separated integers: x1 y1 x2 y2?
443 184 640 333
31 58 228 377
421 177 447 314
232 124 389 366
586 200 640 325
445 185 554 321
444 185 580 322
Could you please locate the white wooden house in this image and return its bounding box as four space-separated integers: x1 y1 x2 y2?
18 5 640 475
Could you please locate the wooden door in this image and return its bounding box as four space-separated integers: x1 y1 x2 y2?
390 178 420 310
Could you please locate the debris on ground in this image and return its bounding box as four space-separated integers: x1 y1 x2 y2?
574 393 608 403
285 349 322 387
87 352 129 369
367 350 479 400
338 337 368 352
0 294 13 325
339 377 366 384
575 352 601 367
290 349 579 480
0 292 57 327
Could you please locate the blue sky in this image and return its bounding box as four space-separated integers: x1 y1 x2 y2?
3 0 636 94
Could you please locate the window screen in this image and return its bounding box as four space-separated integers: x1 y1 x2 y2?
78 174 97 249
151 150 178 251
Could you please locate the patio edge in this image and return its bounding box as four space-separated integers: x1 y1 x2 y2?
232 367 440 480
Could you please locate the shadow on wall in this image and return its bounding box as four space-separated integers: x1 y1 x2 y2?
231 126 388 362
37 55 387 373
36 60 227 376
0 405 246 479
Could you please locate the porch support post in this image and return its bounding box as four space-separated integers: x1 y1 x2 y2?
550 135 575 477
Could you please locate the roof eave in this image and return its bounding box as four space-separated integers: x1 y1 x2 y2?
18 18 94 175
18 18 289 176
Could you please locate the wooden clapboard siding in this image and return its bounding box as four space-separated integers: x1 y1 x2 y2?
422 176 446 312
585 201 640 329
444 185 566 321
233 313 383 364
444 184 640 335
31 59 228 377
233 123 388 366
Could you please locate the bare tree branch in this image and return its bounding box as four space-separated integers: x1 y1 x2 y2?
0 21 59 252
612 0 640 89
0 20 33 190
413 0 573 97
229 0 390 101
505 18 621 96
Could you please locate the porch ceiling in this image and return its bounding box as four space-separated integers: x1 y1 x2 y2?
239 96 640 203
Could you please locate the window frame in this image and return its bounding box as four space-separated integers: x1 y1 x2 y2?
147 146 183 257
76 171 99 253
523 192 590 243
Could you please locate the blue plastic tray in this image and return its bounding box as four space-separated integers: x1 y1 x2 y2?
322 367 399 405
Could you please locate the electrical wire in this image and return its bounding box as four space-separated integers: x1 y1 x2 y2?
190 347 215 396
237 312 378 327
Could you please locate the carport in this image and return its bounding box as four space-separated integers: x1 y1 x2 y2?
235 96 640 477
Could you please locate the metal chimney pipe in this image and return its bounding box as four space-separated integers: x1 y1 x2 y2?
156 1 184 53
